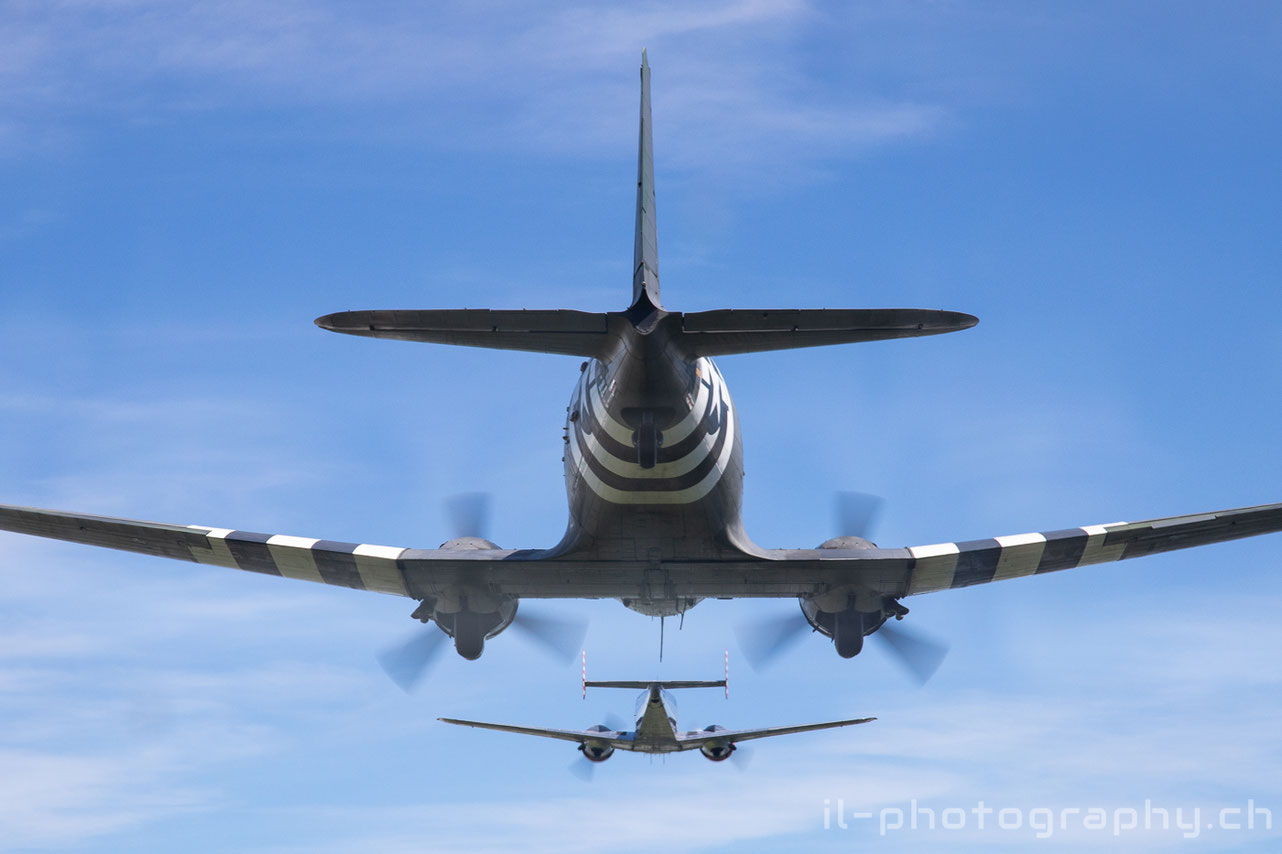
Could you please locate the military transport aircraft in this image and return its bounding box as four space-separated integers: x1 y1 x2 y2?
3 53 1282 682
441 658 873 774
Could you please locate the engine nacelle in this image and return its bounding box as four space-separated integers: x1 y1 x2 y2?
428 535 512 657
413 558 517 660
580 726 616 762
698 725 734 762
817 535 878 550
439 536 503 551
799 595 905 659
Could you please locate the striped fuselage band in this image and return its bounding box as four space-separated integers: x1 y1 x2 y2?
567 358 737 505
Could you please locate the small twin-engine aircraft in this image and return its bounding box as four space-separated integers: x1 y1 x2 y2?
441 658 873 774
3 53 1282 682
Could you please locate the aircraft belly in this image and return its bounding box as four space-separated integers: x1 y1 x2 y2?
560 354 749 568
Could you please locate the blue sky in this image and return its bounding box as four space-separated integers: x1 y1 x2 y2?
2 1 1281 851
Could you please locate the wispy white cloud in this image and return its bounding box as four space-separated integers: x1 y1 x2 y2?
3 521 1281 851
246 766 944 854
0 547 384 849
0 749 214 847
0 386 336 527
0 646 291 848
1 7 1278 852
205 661 1282 853
0 0 946 169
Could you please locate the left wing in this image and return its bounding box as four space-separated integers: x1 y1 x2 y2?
0 503 522 598
437 718 635 748
679 716 876 748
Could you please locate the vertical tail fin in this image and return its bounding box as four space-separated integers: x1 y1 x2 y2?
633 50 661 309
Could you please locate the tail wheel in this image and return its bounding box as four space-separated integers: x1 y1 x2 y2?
633 413 661 469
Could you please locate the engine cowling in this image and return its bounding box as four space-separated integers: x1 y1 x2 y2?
817 535 878 550
810 538 881 658
698 725 734 761
425 598 516 660
581 725 615 762
415 537 516 660
439 536 503 551
800 596 898 659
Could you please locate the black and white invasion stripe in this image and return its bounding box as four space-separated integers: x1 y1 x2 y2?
567 358 737 505
905 522 1132 595
186 527 411 595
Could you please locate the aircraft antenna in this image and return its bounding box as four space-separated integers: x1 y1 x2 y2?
725 648 730 700
659 615 665 661
581 649 587 699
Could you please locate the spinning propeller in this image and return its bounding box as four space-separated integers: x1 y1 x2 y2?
736 491 949 684
569 712 628 781
378 492 587 691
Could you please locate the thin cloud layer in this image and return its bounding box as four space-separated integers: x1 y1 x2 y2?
0 0 944 167
0 3 1279 853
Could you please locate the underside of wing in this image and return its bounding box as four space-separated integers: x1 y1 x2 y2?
680 716 876 748
713 500 1282 600
0 501 901 600
893 500 1282 596
5 500 1282 603
0 503 520 597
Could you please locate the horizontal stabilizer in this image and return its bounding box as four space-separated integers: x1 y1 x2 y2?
679 308 978 356
316 309 611 357
585 680 726 690
316 307 975 359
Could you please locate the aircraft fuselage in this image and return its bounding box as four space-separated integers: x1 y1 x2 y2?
556 301 751 616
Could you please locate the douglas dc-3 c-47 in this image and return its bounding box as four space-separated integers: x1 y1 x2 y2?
4 53 1282 685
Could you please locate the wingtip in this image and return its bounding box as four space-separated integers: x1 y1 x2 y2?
314 312 343 331
641 48 648 68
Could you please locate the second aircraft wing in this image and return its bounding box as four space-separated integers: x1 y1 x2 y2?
436 718 635 748
678 716 877 748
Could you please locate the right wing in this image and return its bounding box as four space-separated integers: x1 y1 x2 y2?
744 499 1282 599
892 500 1282 596
680 716 876 748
